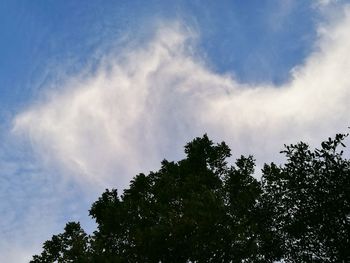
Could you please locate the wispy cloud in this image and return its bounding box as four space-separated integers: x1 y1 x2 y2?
0 135 95 262
315 0 339 7
14 6 350 188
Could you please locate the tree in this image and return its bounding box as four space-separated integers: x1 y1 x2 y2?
261 134 350 262
87 135 263 262
31 222 90 263
31 134 350 262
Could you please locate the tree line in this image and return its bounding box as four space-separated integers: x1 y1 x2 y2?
31 134 350 262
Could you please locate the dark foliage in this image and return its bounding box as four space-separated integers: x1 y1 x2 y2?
261 134 350 262
31 134 350 262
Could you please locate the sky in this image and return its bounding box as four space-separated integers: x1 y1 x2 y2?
1 0 350 262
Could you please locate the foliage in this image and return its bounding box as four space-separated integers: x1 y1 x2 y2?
31 134 350 262
261 134 350 262
31 222 90 262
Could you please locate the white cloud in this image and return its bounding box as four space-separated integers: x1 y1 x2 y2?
13 6 350 191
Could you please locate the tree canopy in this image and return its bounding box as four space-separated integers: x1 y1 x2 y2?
31 134 350 263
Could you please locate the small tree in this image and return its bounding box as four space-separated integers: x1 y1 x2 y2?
31 222 90 262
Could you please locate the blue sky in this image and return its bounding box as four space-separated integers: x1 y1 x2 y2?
1 0 350 262
0 1 319 110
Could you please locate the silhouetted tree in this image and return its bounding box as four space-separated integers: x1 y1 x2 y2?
87 135 263 262
31 222 90 262
261 134 350 262
31 134 350 263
